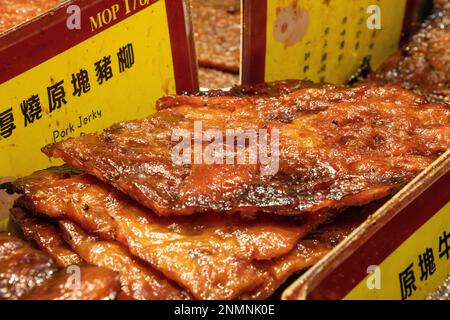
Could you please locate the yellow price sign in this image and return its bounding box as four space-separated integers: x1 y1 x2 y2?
0 0 197 178
242 0 406 84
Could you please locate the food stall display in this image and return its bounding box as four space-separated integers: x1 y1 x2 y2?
0 0 449 301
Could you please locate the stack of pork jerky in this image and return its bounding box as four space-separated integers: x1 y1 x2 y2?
2 0 450 301
1 78 449 300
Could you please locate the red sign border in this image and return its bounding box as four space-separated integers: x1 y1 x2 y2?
0 0 198 93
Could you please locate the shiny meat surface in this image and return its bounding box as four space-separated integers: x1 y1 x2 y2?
24 266 120 300
197 80 317 98
190 0 241 73
0 233 57 299
0 0 60 33
0 233 121 300
6 166 331 299
10 207 83 267
43 84 450 216
58 219 191 300
366 1 450 102
8 166 116 240
248 202 375 299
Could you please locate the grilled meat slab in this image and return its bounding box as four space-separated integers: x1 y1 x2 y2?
0 233 56 299
6 166 332 299
11 206 189 299
58 219 191 300
24 266 120 300
42 84 450 216
6 166 116 240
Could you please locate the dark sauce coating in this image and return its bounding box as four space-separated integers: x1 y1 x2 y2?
0 233 120 300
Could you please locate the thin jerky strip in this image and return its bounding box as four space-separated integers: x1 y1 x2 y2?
58 219 191 300
10 207 83 267
23 266 120 300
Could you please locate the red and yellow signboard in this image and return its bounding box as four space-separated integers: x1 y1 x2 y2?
0 0 197 178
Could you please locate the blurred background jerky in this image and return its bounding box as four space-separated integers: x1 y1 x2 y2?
0 0 61 33
362 0 450 102
198 67 239 89
190 0 241 88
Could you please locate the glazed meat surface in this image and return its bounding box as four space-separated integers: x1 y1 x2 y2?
24 266 120 300
43 84 450 217
0 233 56 299
366 0 450 102
5 166 333 299
247 202 375 299
7 166 116 240
10 207 83 267
11 207 189 300
0 233 120 300
58 219 191 300
6 166 371 299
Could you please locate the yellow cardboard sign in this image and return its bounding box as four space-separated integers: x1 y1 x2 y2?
0 1 175 178
345 202 450 300
265 0 406 84
0 218 8 233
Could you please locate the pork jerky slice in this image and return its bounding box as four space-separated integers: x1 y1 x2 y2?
10 207 83 267
11 207 145 299
58 219 191 300
43 84 450 216
24 266 120 300
6 167 330 300
12 207 188 300
0 233 57 300
7 166 116 240
0 233 121 300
